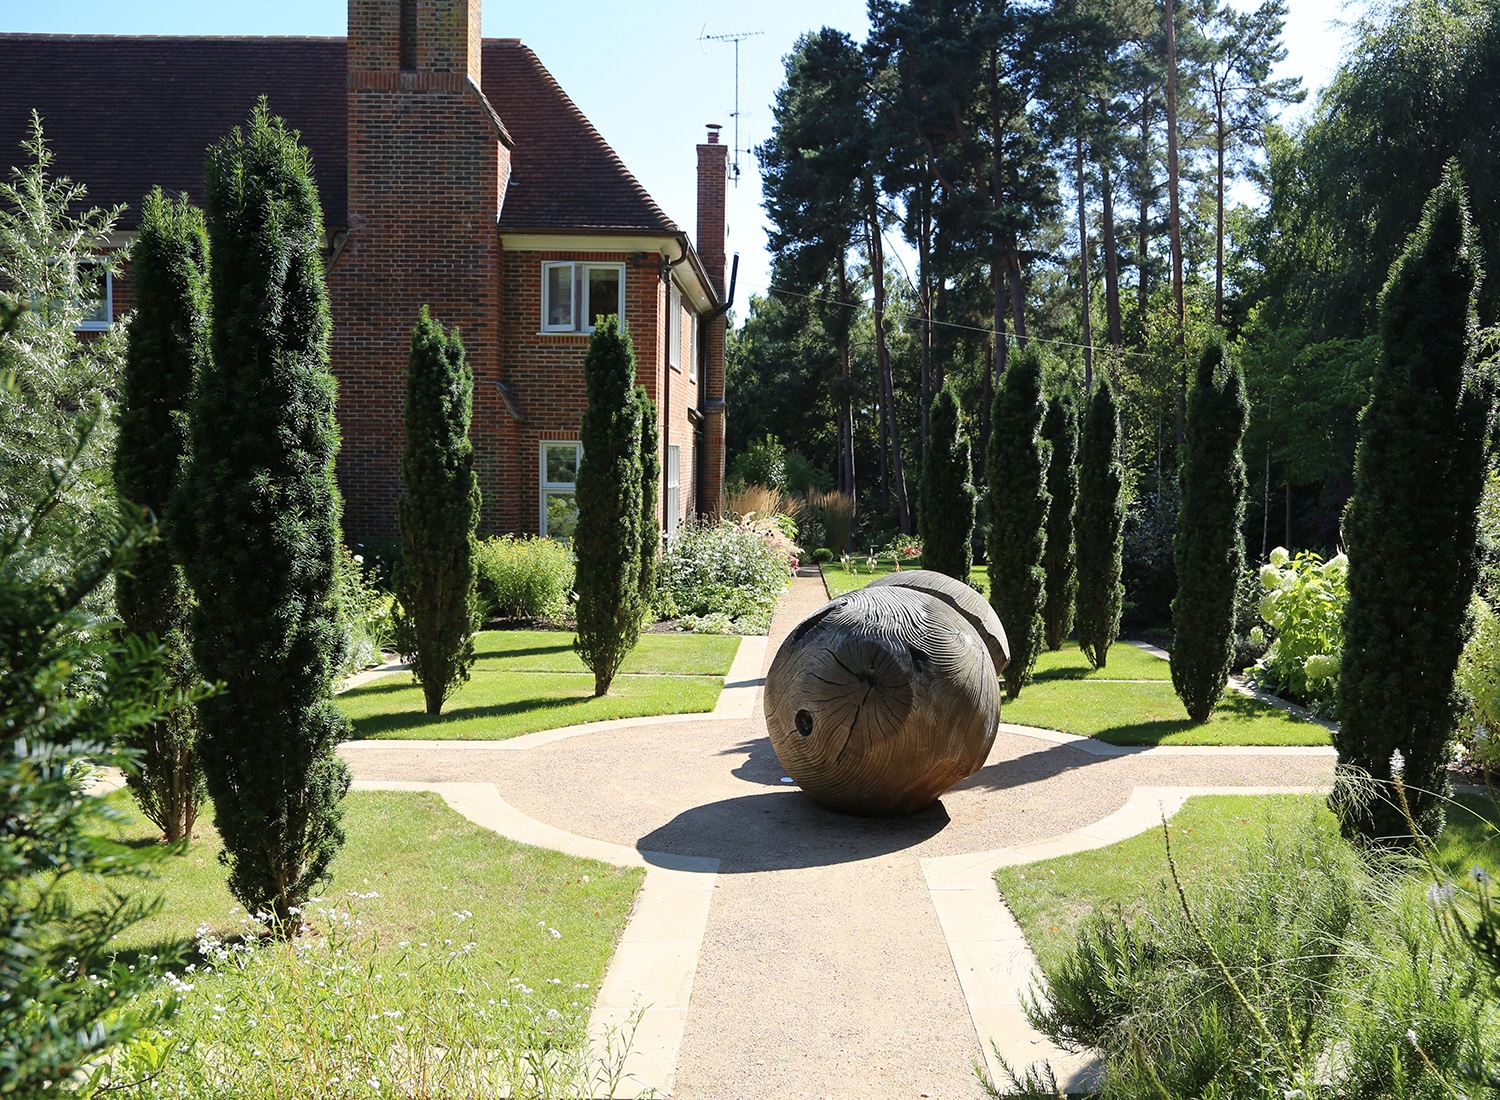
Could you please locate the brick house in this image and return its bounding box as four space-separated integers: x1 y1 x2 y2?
0 0 733 541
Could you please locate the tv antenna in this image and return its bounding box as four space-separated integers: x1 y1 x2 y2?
699 26 764 185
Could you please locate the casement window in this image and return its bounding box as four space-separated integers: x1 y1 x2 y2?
687 311 698 381
76 265 112 331
542 262 625 333
667 283 682 369
665 444 681 539
540 440 582 541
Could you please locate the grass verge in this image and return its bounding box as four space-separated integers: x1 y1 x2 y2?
820 561 990 598
340 629 738 740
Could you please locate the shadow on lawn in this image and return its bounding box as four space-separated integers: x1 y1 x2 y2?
469 640 575 661
347 695 587 739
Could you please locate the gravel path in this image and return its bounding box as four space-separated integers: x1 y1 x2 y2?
342 569 1335 1099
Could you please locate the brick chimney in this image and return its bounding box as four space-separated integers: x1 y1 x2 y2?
697 123 730 516
330 0 512 538
697 124 728 299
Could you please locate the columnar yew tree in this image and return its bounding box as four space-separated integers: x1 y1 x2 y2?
395 308 480 715
919 381 976 581
114 188 207 841
987 346 1051 698
1171 339 1248 722
637 384 660 607
1041 391 1079 651
1075 377 1124 669
176 102 350 924
574 316 645 697
1334 166 1492 843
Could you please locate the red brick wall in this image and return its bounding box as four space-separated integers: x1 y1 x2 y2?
331 0 508 539
697 134 729 518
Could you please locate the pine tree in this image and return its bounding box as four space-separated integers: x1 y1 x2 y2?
919 381 976 582
1075 377 1124 669
636 385 660 608
573 316 644 697
1171 339 1248 722
1334 165 1492 843
114 188 207 841
175 102 350 925
1041 390 1079 651
987 345 1051 698
395 308 480 716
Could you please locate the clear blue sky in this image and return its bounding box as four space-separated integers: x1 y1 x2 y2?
6 0 1363 316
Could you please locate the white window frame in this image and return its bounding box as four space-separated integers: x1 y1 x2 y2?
539 440 583 539
665 444 681 539
687 310 698 382
540 261 626 334
76 266 112 331
667 282 681 370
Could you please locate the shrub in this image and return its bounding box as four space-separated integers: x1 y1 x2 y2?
394 308 480 716
176 101 350 925
1456 596 1500 777
919 380 976 582
336 544 395 677
573 316 645 696
1040 391 1078 651
786 450 833 494
1336 166 1491 843
115 186 208 842
1171 339 1249 722
1075 377 1124 669
474 535 575 623
811 547 834 563
637 385 660 610
728 433 787 491
986 345 1052 698
1120 478 1177 631
725 482 803 528
1248 547 1347 710
657 519 790 634
805 487 855 553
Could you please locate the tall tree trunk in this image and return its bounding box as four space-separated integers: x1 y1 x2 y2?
1137 95 1151 325
990 51 1007 354
1077 132 1094 395
1214 108 1227 327
1101 155 1122 348
933 228 949 396
879 373 889 507
918 178 933 462
1008 250 1028 346
1165 0 1186 447
869 209 911 533
981 341 994 463
837 254 855 497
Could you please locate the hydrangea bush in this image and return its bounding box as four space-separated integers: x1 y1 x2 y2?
656 518 791 634
1247 546 1348 710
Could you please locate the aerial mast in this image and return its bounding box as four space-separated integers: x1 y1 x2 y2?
698 26 764 186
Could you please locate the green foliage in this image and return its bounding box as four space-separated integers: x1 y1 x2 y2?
114 188 208 843
1334 166 1492 844
1121 480 1179 631
1075 378 1125 669
1017 804 1493 1099
394 308 480 716
987 347 1051 698
175 101 350 924
0 112 127 596
918 380 975 582
811 546 834 563
1040 391 1079 651
1171 340 1249 722
728 433 788 492
1 450 193 1095
474 535 574 623
656 519 791 635
1249 547 1348 708
573 316 645 696
336 544 395 676
1455 596 1500 776
636 385 660 610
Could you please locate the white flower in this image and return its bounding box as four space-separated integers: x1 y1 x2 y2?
1320 552 1348 579
1473 866 1492 887
1258 563 1283 592
1248 626 1266 648
1303 653 1340 685
1391 749 1406 777
1426 882 1457 908
1269 546 1290 566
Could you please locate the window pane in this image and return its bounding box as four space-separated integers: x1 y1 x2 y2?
586 266 621 328
546 265 574 328
545 492 578 543
544 443 579 486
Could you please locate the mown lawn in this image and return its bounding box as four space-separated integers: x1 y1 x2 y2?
339 629 739 740
87 790 642 1005
996 792 1500 975
821 561 990 598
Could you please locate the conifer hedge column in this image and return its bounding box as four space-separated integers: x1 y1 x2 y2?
574 317 644 697
1171 339 1248 722
637 384 660 607
919 381 976 582
987 346 1051 698
1041 391 1079 651
395 308 480 715
1075 377 1124 669
115 187 207 842
176 102 350 924
1334 166 1492 843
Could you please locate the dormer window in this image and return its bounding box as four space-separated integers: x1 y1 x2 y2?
542 262 624 333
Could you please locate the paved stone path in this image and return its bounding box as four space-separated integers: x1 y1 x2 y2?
340 569 1336 1098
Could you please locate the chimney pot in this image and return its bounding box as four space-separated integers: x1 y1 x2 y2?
706 124 721 144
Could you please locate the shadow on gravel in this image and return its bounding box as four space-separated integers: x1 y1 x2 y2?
721 738 787 787
636 790 951 872
957 739 1117 794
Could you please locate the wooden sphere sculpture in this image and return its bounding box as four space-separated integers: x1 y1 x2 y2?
765 571 1010 816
